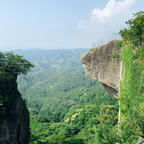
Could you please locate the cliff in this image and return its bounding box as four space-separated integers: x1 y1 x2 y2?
81 40 121 97
81 40 144 143
81 12 144 143
0 73 30 144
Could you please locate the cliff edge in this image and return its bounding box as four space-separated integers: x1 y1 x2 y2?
0 51 33 144
0 73 30 144
81 40 121 97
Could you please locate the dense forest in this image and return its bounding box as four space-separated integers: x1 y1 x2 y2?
15 49 118 144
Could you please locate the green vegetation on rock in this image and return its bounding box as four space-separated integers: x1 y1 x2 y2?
119 11 144 143
0 52 33 144
120 11 144 46
0 52 33 114
89 48 96 52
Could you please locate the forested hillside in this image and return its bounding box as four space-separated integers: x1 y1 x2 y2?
15 49 88 72
16 49 118 143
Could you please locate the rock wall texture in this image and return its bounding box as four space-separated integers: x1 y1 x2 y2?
0 73 30 144
81 40 121 97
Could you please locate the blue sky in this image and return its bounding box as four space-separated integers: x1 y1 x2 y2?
0 0 143 50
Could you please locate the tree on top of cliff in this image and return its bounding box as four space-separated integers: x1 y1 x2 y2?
0 52 34 77
120 11 144 46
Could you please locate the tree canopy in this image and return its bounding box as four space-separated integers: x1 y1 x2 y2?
120 11 144 46
0 52 34 77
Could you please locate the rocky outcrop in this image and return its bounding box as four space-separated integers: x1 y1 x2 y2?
0 73 30 144
81 40 121 97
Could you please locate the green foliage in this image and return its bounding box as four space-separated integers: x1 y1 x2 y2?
19 69 105 122
120 43 144 143
30 104 118 144
89 48 96 52
17 49 118 144
0 52 34 76
0 52 33 116
112 53 120 59
18 49 110 123
120 11 144 46
117 41 123 48
119 11 144 143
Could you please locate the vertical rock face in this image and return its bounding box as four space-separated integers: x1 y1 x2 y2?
81 40 121 96
0 73 30 144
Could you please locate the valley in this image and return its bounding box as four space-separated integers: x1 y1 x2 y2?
16 49 118 144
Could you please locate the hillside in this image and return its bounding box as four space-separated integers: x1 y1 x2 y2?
16 49 118 143
15 49 88 72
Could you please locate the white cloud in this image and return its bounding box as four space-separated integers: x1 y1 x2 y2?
77 0 136 45
91 0 135 22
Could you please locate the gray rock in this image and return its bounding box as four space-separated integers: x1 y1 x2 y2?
81 40 121 97
0 74 29 144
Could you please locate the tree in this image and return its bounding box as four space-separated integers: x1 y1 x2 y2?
120 11 144 46
0 52 34 113
0 52 34 78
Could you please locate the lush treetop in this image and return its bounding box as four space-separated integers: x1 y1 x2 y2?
120 11 144 46
0 52 34 76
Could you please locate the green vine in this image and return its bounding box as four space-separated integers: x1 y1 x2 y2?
119 43 144 143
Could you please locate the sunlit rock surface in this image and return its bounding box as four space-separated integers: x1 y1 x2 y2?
81 40 121 97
